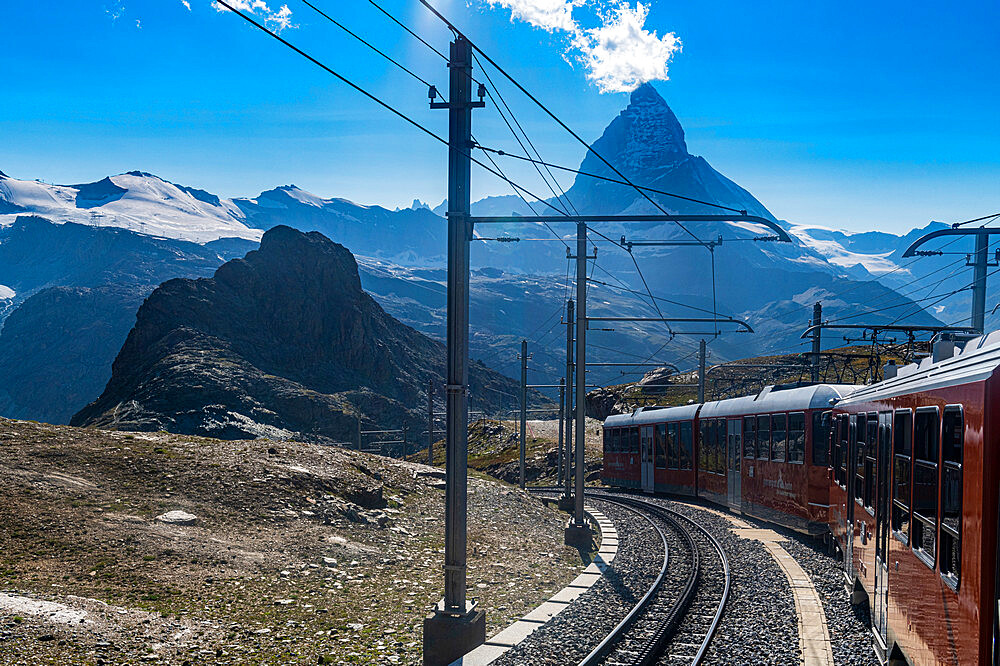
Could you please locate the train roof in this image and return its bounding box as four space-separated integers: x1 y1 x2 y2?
700 383 857 419
604 403 699 428
602 383 857 427
837 330 1000 405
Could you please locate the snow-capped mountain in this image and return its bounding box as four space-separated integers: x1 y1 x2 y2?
0 83 976 426
0 171 261 244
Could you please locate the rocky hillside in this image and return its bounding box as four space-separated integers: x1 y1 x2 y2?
0 417 581 664
72 226 547 448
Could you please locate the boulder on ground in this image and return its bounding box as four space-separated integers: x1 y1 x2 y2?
155 510 198 526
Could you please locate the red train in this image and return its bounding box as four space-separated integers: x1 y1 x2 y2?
601 332 1000 665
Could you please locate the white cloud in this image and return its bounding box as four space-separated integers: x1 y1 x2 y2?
214 0 295 32
486 0 583 32
182 0 191 10
105 0 126 22
572 3 680 93
483 0 681 94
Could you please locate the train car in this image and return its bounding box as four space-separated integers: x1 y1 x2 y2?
601 383 853 533
830 332 1000 665
698 383 852 532
602 404 698 495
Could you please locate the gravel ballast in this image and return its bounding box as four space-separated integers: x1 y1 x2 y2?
657 500 800 665
492 500 664 665
780 535 878 666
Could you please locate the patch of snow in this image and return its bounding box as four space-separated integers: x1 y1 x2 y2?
790 287 846 308
0 285 14 299
0 593 91 625
792 225 901 275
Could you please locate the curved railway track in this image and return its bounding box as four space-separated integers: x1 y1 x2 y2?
532 489 730 666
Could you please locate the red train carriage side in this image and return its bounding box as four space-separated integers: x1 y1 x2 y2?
830 332 1000 665
698 383 853 532
602 384 853 534
602 405 698 495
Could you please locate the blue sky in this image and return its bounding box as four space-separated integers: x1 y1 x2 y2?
1 0 997 233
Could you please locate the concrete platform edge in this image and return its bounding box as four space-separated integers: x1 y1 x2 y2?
448 503 618 666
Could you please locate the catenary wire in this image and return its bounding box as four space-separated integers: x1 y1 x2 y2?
416 0 726 249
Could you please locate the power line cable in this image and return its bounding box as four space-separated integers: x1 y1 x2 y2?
587 276 725 317
475 145 746 215
473 54 579 218
366 0 448 62
215 0 576 223
416 0 725 249
952 212 1000 228
302 0 438 91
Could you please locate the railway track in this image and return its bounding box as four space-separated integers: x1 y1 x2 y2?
531 489 730 666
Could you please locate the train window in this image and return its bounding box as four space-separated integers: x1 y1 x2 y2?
832 416 842 480
679 421 693 470
719 420 728 474
743 417 756 459
708 420 720 474
716 419 726 474
611 428 620 453
838 415 850 487
788 413 805 463
892 410 913 544
603 428 610 454
698 421 708 470
912 409 940 566
865 415 878 511
940 406 963 585
771 414 787 462
757 415 770 460
812 411 831 467
666 423 678 469
720 420 729 474
655 424 668 469
867 416 878 455
852 420 864 504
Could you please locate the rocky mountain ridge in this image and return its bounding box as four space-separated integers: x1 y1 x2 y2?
71 226 544 446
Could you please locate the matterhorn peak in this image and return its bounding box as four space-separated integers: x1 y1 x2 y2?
578 83 688 181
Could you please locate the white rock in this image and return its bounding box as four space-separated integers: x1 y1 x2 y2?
155 510 198 526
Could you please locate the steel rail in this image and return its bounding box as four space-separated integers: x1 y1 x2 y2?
530 488 730 665
575 496 675 666
528 488 717 666
592 492 731 665
590 495 702 666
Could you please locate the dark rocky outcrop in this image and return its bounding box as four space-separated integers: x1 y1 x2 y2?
72 226 542 448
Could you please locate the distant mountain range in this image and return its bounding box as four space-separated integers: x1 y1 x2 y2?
1 83 982 427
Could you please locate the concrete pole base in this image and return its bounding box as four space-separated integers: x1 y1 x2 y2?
557 495 575 512
564 521 593 548
422 607 486 666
